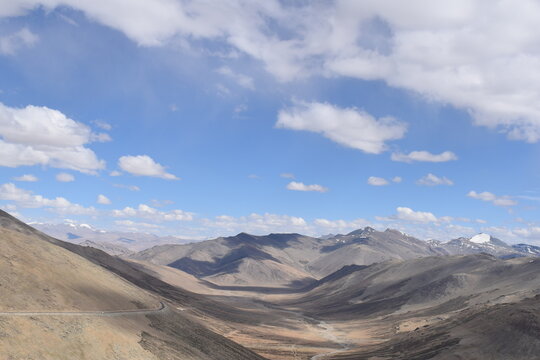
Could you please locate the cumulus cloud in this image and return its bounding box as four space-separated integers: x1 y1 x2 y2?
391 150 457 163
379 206 439 223
12 174 38 182
204 213 308 234
392 176 402 183
280 173 295 179
467 190 517 206
417 173 454 186
0 27 38 55
4 2 540 140
286 181 328 193
118 155 178 180
0 183 96 215
277 101 406 154
367 176 389 186
56 172 74 182
112 204 193 222
312 218 371 233
5 2 540 141
97 194 111 205
0 102 106 173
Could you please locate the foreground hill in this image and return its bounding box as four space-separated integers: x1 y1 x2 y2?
0 210 266 360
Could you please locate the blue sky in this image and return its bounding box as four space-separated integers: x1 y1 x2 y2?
1 1 540 242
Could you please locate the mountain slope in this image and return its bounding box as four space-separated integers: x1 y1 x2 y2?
131 227 448 285
286 254 540 320
431 233 522 257
328 295 540 359
0 210 267 360
307 228 444 276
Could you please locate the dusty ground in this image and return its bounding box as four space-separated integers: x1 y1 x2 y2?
132 261 390 360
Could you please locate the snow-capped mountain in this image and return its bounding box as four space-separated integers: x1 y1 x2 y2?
432 233 533 258
512 243 540 256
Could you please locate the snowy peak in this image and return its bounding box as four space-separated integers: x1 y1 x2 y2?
470 233 491 244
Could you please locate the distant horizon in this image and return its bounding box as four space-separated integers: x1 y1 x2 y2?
22 212 532 245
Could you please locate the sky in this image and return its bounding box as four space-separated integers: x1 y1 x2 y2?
1 0 540 243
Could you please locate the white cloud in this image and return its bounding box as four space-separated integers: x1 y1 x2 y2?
392 176 402 183
0 183 96 215
286 181 328 193
118 155 178 180
386 206 439 223
114 219 161 229
12 174 38 182
391 150 458 163
367 176 389 186
417 173 454 186
97 194 111 205
112 204 193 222
109 170 122 176
277 101 406 154
203 213 308 235
56 172 74 182
0 27 38 55
0 102 105 173
467 190 517 206
216 66 255 89
312 218 371 234
6 2 540 141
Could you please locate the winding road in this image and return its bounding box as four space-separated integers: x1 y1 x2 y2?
0 301 167 317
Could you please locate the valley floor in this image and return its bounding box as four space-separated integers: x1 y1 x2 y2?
129 258 540 360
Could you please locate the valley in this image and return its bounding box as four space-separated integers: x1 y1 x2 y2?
2 209 540 359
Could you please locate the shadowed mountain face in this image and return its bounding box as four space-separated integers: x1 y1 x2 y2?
285 254 540 320
130 228 448 286
0 210 267 360
328 295 540 360
3 211 540 360
133 228 539 287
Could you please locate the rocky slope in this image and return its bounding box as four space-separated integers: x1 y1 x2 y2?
0 210 267 360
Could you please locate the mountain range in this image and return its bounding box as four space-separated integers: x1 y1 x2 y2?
3 212 540 359
129 227 538 287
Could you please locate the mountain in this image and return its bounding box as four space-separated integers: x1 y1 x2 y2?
512 243 540 256
291 254 540 359
323 294 540 359
132 232 320 286
0 210 266 360
33 222 192 252
307 228 444 276
131 227 447 286
285 254 540 320
79 239 134 256
431 233 526 258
